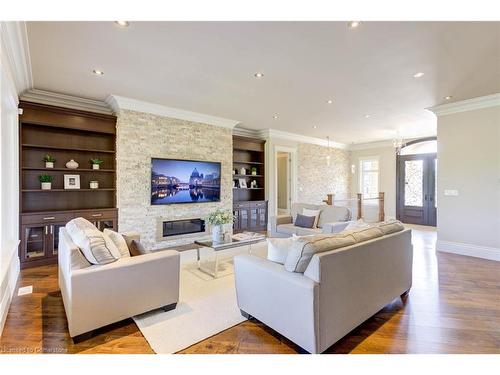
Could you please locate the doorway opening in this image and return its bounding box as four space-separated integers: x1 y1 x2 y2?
397 137 437 226
276 151 291 215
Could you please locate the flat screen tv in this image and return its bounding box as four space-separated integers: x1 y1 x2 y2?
151 158 221 205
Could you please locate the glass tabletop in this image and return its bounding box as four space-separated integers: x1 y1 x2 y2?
195 234 266 250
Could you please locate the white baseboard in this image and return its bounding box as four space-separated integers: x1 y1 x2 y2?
436 240 500 262
0 243 20 337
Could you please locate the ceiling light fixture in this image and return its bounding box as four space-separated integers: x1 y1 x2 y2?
313 125 318 129
273 114 279 119
393 131 406 155
348 21 361 29
444 95 452 100
327 99 333 104
254 72 264 78
92 69 104 76
364 114 371 118
115 21 129 27
413 72 425 78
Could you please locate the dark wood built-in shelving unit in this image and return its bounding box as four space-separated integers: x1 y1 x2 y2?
19 101 118 268
232 136 267 233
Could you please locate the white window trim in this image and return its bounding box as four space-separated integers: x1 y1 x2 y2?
358 156 380 203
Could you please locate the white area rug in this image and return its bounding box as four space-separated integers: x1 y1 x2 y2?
133 242 267 354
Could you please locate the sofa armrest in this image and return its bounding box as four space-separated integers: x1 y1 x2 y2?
68 250 180 336
270 215 293 236
321 221 351 234
234 254 319 353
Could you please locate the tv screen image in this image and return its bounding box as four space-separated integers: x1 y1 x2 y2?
151 158 221 204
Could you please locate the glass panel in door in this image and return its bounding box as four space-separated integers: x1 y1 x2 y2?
404 160 424 207
25 226 45 259
51 224 66 255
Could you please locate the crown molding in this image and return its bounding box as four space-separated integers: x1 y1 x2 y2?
258 128 348 149
232 126 264 138
427 93 500 116
349 139 396 151
0 21 33 94
20 89 113 115
107 95 240 129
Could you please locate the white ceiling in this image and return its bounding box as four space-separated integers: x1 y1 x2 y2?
27 21 500 144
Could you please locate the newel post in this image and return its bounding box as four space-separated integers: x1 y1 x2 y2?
378 192 385 222
322 193 334 205
357 193 362 220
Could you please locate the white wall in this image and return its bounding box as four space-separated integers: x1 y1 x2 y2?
350 145 397 221
0 23 21 336
436 103 500 260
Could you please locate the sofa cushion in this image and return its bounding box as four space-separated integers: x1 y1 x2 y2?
103 229 131 258
348 227 384 243
295 213 316 229
317 205 351 227
65 218 121 265
284 232 356 273
376 220 405 235
302 208 321 228
345 219 371 231
277 223 322 236
267 236 297 264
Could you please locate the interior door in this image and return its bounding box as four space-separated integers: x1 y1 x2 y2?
397 153 437 226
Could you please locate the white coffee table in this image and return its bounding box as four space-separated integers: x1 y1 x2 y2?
194 235 266 278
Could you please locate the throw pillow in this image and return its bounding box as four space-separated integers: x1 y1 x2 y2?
267 236 298 264
377 220 405 235
65 217 121 265
129 240 150 257
103 229 131 258
284 232 356 273
294 213 316 228
302 208 321 228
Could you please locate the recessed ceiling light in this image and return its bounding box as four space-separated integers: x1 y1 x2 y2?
254 72 264 78
92 69 104 76
313 125 318 129
327 99 333 104
364 114 371 118
413 72 425 78
444 95 452 100
348 21 361 29
273 114 279 119
115 21 129 27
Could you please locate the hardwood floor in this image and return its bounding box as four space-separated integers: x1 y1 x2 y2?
1 226 499 354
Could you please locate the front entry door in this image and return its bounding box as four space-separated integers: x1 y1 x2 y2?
397 153 437 226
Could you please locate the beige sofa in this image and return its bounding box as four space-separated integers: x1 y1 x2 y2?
235 223 413 353
270 203 352 237
58 228 180 339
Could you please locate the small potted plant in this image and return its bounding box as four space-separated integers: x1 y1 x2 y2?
39 174 53 190
251 166 257 176
43 154 56 168
204 209 234 243
90 158 103 170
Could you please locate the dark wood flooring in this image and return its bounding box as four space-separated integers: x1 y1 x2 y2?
1 226 499 354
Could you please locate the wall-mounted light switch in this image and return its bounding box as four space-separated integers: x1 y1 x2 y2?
444 189 459 196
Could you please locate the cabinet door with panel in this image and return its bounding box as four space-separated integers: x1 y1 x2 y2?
22 224 49 261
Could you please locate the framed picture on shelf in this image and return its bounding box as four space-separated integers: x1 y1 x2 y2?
64 174 80 189
238 178 247 188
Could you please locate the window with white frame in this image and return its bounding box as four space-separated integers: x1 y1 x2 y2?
359 157 379 199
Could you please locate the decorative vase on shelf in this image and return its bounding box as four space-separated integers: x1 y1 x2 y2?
239 167 246 175
211 225 224 243
66 159 79 169
45 162 54 168
89 181 99 189
41 182 51 190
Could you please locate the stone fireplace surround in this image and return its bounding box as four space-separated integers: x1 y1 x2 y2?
115 108 234 250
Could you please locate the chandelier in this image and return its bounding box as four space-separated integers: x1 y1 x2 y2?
393 133 406 155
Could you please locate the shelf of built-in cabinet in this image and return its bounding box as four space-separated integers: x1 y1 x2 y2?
22 144 116 154
22 188 116 193
233 160 264 165
233 188 264 190
233 174 263 178
22 167 115 172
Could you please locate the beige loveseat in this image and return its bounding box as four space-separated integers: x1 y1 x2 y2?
270 203 352 237
58 228 180 339
235 221 413 353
